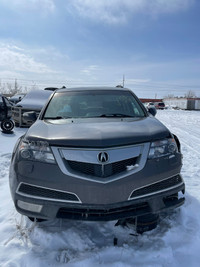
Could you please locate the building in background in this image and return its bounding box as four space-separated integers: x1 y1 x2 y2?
163 98 200 110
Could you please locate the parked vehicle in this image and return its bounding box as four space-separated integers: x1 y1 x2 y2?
9 87 185 232
12 89 53 127
9 93 26 104
144 102 156 114
147 102 155 108
0 94 14 133
155 102 165 110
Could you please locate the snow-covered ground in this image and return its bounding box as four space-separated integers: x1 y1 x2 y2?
0 110 200 267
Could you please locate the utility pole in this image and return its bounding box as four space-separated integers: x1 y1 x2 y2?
122 75 125 88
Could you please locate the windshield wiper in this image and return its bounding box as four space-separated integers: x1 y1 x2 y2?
44 116 72 120
100 113 133 118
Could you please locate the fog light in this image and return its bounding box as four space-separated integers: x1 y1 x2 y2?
17 200 43 213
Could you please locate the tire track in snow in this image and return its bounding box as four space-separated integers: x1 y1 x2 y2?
180 140 200 156
169 120 200 146
171 126 200 157
0 153 12 180
157 111 200 156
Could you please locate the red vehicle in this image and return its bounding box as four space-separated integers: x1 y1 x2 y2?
155 102 165 110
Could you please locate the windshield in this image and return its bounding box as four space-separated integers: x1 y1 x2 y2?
43 90 146 119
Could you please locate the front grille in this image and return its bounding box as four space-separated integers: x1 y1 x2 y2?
18 183 80 202
66 157 138 178
57 202 150 221
130 175 183 199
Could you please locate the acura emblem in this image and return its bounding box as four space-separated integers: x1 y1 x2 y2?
98 152 109 163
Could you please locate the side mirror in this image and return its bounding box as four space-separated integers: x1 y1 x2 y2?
148 107 157 116
23 111 37 123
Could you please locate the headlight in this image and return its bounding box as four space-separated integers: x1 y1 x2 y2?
19 140 55 164
148 138 177 159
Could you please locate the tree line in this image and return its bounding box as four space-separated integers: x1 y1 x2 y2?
164 90 198 99
0 79 38 96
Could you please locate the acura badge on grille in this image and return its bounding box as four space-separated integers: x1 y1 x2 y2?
98 152 109 163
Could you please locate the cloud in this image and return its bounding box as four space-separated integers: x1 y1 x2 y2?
126 78 151 83
0 44 55 74
81 65 100 76
1 0 55 13
0 70 25 79
67 0 195 24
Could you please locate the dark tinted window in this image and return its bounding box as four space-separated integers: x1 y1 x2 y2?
158 103 165 107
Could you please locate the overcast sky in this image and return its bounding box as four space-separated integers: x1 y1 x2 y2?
0 0 200 98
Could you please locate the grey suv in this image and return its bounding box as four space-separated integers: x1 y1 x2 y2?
9 87 185 231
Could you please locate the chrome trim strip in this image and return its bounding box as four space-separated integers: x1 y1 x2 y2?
51 143 150 184
128 174 184 200
59 145 142 164
16 182 82 203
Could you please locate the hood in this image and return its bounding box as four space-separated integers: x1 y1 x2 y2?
25 117 171 148
16 90 52 110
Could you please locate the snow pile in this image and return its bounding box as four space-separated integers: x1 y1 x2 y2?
0 110 200 266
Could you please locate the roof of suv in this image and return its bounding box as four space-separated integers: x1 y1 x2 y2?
56 86 131 92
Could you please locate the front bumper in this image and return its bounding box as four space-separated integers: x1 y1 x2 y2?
10 145 185 221
14 178 185 221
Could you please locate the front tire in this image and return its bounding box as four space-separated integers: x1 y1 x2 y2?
136 214 159 234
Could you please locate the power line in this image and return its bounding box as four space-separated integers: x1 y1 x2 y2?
0 77 199 94
0 76 200 88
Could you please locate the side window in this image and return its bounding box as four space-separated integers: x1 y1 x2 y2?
0 96 3 104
